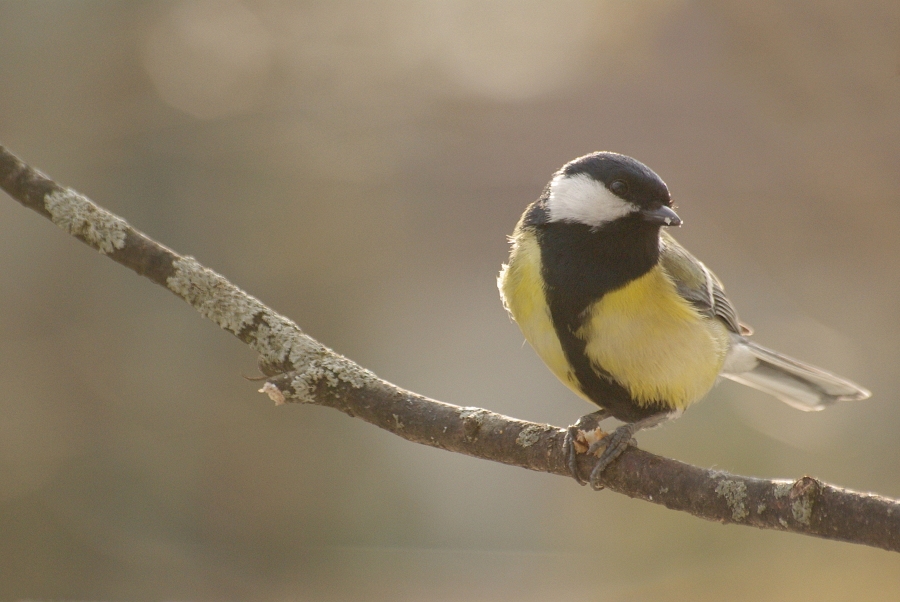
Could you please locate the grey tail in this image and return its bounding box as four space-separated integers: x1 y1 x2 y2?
722 341 871 412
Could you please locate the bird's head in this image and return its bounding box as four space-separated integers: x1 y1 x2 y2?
527 152 681 230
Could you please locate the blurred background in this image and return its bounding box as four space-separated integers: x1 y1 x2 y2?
1 1 899 599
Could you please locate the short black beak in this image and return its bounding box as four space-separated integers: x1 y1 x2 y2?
641 205 682 227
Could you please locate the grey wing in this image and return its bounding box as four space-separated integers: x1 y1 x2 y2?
657 236 870 410
658 231 746 335
709 280 746 335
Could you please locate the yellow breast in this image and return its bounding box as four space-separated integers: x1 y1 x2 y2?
578 265 729 409
498 233 589 401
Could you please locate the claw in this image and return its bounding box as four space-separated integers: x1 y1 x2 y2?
563 426 588 485
587 423 636 490
563 410 609 486
585 412 674 490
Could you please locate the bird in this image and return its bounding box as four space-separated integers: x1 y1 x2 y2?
498 151 870 489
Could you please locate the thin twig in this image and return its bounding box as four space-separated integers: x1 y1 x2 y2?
2 143 898 552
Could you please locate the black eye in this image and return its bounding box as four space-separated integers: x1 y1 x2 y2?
609 180 628 196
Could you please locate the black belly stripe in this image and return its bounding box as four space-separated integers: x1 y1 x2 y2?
536 217 672 422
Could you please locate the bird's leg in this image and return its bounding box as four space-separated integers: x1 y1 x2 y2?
587 412 673 490
563 409 609 485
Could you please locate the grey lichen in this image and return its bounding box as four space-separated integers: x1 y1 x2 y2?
250 311 323 368
259 351 379 405
516 424 545 447
167 256 266 335
715 479 749 521
773 481 793 499
459 407 489 425
791 497 813 526
459 407 491 441
167 256 378 403
286 354 378 404
45 188 128 254
772 480 813 525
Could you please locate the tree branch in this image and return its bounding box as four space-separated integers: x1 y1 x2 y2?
2 143 898 552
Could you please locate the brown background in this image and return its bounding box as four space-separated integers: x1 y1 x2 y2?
1 1 899 599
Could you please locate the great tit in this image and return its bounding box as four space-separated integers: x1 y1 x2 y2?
498 152 870 489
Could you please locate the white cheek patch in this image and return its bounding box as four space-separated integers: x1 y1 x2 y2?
546 173 637 227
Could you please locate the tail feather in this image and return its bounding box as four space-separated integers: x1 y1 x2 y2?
722 341 870 412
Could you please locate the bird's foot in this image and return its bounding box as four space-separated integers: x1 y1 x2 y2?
563 410 609 486
586 423 638 490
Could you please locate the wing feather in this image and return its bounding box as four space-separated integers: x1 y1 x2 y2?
658 231 745 335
